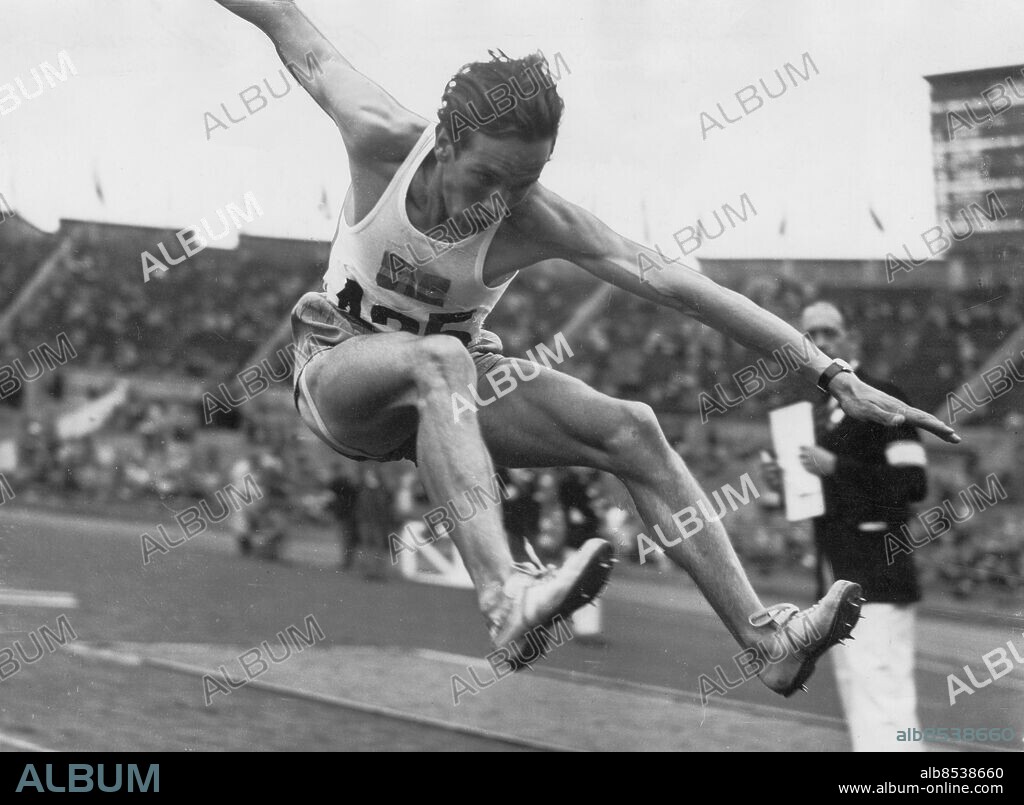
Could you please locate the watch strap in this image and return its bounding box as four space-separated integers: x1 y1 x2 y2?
817 361 852 393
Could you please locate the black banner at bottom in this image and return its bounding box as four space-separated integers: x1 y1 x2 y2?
0 750 1017 797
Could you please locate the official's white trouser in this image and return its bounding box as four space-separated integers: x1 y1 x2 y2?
831 602 922 752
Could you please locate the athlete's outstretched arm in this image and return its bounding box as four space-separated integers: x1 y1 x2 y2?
212 0 426 159
520 187 960 444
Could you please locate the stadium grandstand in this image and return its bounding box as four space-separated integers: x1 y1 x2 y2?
0 188 1020 597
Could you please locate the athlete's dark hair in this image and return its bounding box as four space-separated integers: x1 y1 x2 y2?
438 50 565 153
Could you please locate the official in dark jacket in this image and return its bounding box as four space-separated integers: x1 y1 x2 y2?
782 301 928 752
809 374 927 606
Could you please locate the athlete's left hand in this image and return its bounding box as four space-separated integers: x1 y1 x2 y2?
828 373 961 444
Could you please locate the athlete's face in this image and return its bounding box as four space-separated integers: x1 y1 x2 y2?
436 131 552 218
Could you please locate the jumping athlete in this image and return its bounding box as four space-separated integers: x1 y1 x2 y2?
214 0 960 695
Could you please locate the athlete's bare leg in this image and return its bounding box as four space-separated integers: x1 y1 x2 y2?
300 332 514 607
477 359 835 653
299 332 613 647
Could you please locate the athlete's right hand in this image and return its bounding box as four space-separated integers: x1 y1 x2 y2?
829 373 961 444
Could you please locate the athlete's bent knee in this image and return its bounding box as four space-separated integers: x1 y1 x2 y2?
413 335 476 388
604 401 671 472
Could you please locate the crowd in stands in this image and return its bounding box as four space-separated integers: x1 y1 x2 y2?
7 224 325 380
2 222 1020 425
0 233 50 303
1 222 1021 598
7 394 1021 599
489 268 1024 423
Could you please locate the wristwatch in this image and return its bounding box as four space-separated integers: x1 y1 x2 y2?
816 359 854 394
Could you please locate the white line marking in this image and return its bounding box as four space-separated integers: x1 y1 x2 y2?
0 732 56 752
71 643 577 753
57 643 1024 754
65 643 142 667
0 590 78 609
414 647 491 668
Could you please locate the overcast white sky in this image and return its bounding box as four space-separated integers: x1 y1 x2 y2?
1 0 1022 259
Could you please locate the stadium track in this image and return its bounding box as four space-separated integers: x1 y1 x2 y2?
0 506 1020 752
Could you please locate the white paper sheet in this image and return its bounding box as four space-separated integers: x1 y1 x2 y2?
0 439 15 472
769 401 825 521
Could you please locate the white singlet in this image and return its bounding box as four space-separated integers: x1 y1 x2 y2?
321 126 516 350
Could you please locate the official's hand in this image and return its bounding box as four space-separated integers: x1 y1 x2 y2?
828 373 961 444
799 445 836 477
